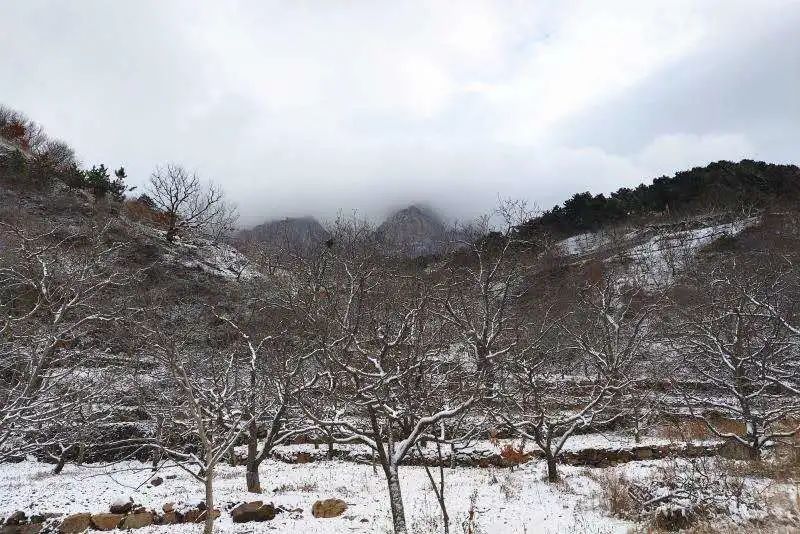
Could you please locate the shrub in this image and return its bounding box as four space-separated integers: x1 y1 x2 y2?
499 441 532 470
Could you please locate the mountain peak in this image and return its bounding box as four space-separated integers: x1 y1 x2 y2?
377 204 446 256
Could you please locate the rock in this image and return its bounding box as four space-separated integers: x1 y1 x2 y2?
231 501 277 523
311 499 347 518
161 503 174 514
58 513 91 534
150 477 163 487
182 509 219 524
90 514 123 531
1 525 42 534
109 499 133 514
120 513 153 529
5 512 26 526
295 452 313 464
182 510 200 524
29 513 59 525
160 512 181 525
719 440 753 460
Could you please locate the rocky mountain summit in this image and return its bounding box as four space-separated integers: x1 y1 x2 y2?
376 204 447 256
238 216 329 253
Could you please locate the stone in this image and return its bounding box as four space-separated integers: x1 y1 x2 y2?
231 501 277 523
161 503 174 514
58 513 91 534
29 513 60 525
150 477 163 487
311 499 347 518
5 512 26 526
1 525 42 534
182 509 219 524
160 512 181 525
109 499 133 515
182 510 200 524
120 513 153 529
90 514 123 531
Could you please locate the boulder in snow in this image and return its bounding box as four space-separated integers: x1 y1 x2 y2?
58 513 91 534
90 514 123 531
231 501 277 523
109 499 133 514
311 499 347 518
120 513 153 529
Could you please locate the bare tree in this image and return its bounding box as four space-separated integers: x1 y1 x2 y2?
211 296 317 493
149 317 258 534
500 272 656 481
298 216 482 534
668 253 800 459
434 201 542 393
146 163 237 242
0 219 134 462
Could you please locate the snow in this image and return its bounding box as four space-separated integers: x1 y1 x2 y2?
554 218 758 286
0 459 632 533
164 237 259 280
126 220 259 281
557 232 613 256
621 218 758 286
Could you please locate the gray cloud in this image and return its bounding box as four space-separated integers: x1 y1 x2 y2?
1 0 798 227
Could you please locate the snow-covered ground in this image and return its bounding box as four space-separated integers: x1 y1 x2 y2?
0 459 632 533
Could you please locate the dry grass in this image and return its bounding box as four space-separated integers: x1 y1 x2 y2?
654 416 746 442
272 480 319 493
499 474 522 500
593 470 635 518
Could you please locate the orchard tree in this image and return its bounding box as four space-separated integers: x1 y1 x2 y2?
668 252 800 459
299 216 482 534
0 218 135 462
211 294 318 493
149 314 259 534
434 201 544 393
500 270 656 481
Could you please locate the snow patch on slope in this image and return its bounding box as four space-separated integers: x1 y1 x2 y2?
624 217 758 285
164 237 259 280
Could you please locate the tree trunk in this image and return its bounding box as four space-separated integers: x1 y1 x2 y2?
749 441 761 461
204 467 215 534
76 442 86 466
546 455 559 483
246 423 261 493
386 465 408 534
53 451 68 475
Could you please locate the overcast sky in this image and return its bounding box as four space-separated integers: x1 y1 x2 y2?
2 1 799 226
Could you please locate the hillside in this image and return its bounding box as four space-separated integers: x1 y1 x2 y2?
518 159 800 239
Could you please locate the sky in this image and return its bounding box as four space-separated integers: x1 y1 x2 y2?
2 0 799 226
